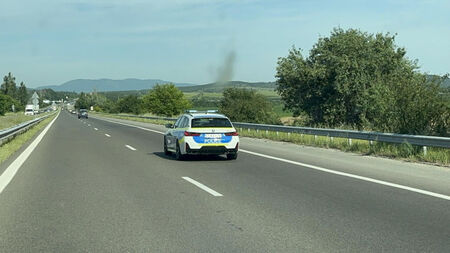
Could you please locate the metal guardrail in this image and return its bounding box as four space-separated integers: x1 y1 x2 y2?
107 113 450 149
0 113 55 146
232 122 450 149
118 114 177 122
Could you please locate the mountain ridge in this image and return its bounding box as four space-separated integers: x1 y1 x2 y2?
36 75 448 93
36 78 194 92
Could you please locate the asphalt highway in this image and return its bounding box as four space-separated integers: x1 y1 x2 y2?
0 111 449 252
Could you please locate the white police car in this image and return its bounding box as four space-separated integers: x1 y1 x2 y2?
164 110 239 160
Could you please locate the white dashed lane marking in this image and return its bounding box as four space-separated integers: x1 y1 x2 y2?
125 145 136 151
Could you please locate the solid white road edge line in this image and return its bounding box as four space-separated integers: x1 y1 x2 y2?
93 115 450 201
92 116 164 134
239 149 450 201
0 112 60 195
182 177 223 197
125 145 136 151
105 134 111 137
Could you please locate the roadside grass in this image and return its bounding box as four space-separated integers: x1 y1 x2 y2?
237 128 449 166
92 112 449 166
0 114 56 166
272 103 292 118
0 112 41 130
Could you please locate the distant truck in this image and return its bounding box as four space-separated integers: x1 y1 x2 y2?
25 104 34 115
66 103 75 112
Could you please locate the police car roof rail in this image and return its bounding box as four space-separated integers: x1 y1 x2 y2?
185 109 218 115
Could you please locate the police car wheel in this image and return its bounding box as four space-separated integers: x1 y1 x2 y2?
175 143 184 160
163 137 170 155
227 153 238 160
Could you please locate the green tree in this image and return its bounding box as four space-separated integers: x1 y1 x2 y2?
1 72 17 98
219 88 280 124
115 95 143 115
0 94 21 116
276 28 448 135
17 82 28 106
142 84 191 116
75 92 93 109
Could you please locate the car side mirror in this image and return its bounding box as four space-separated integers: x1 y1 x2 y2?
165 123 174 128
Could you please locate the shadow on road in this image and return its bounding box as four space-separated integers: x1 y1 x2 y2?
151 152 228 162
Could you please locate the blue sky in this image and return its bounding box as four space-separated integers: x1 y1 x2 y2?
1 0 449 87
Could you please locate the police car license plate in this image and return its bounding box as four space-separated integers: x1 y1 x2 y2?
204 134 222 139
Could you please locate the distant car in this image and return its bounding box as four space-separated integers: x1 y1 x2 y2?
78 109 88 119
164 110 239 160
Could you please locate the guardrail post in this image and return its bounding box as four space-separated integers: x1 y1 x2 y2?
423 146 427 156
348 138 352 146
314 135 317 142
288 132 291 138
330 136 334 142
276 131 279 136
248 128 250 132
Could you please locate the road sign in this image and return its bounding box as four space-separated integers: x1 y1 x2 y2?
31 92 39 107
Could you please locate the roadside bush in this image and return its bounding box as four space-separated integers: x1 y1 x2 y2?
219 88 281 124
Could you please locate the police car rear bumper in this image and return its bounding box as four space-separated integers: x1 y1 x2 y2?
186 143 238 155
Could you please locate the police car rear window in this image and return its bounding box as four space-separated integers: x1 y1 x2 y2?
191 118 232 128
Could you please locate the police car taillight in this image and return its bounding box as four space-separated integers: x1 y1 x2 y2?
184 131 200 136
225 132 239 136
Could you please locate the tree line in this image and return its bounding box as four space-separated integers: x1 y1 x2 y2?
75 84 191 117
75 83 280 124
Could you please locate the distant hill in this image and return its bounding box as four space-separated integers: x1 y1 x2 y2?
179 81 276 93
36 78 194 92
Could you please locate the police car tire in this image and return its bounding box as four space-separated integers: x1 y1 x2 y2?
175 143 184 160
164 137 170 155
227 153 238 160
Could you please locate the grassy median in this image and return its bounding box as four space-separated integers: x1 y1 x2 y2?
0 114 56 166
92 112 449 166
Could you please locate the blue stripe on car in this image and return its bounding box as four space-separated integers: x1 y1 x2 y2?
193 134 232 144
